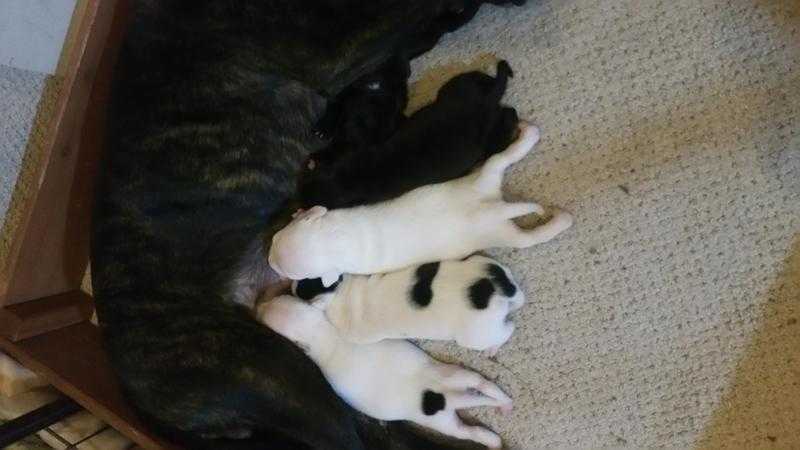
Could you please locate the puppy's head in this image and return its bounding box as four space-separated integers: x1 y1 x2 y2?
257 295 326 353
268 206 342 287
463 254 525 310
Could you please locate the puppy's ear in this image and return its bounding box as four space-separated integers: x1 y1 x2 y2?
321 271 341 288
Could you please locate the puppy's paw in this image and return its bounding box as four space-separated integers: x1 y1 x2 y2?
517 121 540 145
484 433 503 450
549 209 574 233
497 402 513 416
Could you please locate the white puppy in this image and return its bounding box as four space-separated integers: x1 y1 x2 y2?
258 295 513 449
269 123 573 287
293 254 524 353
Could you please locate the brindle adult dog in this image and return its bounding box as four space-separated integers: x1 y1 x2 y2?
92 1 524 449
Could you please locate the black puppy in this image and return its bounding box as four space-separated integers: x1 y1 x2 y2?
313 53 412 168
300 60 519 209
313 0 529 168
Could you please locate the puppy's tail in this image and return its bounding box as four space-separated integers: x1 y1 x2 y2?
496 60 514 80
489 60 514 102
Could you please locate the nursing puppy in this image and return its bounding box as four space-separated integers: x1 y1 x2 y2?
258 295 513 449
310 53 411 171
293 255 524 353
300 61 519 209
270 123 574 287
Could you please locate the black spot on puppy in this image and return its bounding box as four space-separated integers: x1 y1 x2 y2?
294 277 341 301
415 262 440 281
468 278 495 309
422 390 446 415
410 262 440 307
487 264 517 297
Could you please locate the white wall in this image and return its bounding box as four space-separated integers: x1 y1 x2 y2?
0 0 78 74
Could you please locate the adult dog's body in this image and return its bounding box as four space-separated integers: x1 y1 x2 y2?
92 1 523 449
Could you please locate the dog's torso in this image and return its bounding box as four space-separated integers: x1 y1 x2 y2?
258 295 512 449
326 177 497 273
258 296 445 420
320 332 439 421
306 255 524 350
269 123 574 287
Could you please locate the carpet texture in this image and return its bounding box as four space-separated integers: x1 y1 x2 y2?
407 1 799 449
0 65 46 223
0 65 62 267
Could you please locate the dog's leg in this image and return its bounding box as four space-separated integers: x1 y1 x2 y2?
493 201 544 219
436 365 513 408
442 363 514 411
500 210 574 248
474 122 539 194
445 390 509 409
418 411 503 449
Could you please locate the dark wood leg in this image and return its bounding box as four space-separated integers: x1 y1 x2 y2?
0 397 82 448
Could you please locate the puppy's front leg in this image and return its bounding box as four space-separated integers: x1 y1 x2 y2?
420 411 503 449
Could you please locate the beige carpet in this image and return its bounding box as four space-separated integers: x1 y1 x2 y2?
0 65 47 226
408 1 799 449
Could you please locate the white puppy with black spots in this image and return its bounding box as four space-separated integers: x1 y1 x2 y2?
293 254 524 354
269 122 573 287
258 295 512 449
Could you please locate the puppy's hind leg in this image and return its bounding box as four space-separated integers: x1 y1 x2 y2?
494 201 544 219
418 411 503 449
445 390 509 410
501 209 574 248
436 365 513 409
474 122 540 194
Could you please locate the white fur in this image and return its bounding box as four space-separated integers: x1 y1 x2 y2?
258 295 512 449
269 123 573 287
296 254 524 353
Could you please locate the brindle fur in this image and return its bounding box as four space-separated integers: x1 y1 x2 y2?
92 0 522 449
